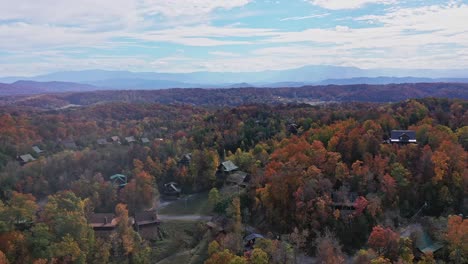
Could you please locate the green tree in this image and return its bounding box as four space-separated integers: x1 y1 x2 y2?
251 248 269 264
42 191 95 263
50 234 82 263
227 197 242 253
208 188 221 212
27 223 52 260
208 240 220 256
189 149 219 191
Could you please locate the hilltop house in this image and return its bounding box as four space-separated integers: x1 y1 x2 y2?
390 130 417 144
18 154 36 165
141 137 150 144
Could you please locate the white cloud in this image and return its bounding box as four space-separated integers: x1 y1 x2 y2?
280 13 329 21
0 0 140 28
1 0 467 75
309 0 396 10
210 51 241 57
0 0 253 28
141 0 252 17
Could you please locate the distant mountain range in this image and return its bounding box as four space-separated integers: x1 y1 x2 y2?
1 65 468 96
0 81 99 96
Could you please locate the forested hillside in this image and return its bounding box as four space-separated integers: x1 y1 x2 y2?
1 83 467 109
0 97 466 263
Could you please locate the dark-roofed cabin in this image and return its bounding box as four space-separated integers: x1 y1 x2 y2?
32 146 44 155
390 130 417 144
141 137 150 144
179 153 192 167
244 233 264 250
221 160 239 173
89 213 118 236
134 211 160 239
18 154 36 165
226 171 250 188
163 182 181 196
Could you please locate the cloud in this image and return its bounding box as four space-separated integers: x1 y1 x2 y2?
308 0 397 10
280 13 330 21
210 51 241 57
0 0 253 28
141 0 252 17
127 25 277 46
1 0 467 76
0 0 140 28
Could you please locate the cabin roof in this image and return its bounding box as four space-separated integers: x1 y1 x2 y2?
89 213 117 227
221 160 239 172
164 182 181 193
19 154 36 163
134 211 159 226
32 146 44 153
110 174 127 187
400 224 443 254
125 136 136 142
141 137 150 143
110 136 120 141
226 171 248 185
390 130 417 143
244 233 264 242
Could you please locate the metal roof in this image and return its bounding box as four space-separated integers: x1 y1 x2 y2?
222 160 239 172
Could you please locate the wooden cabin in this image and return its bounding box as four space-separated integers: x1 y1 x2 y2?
390 130 417 144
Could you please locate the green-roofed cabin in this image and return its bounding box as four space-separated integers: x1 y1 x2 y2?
110 174 127 187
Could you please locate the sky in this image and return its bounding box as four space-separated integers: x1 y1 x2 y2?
0 0 468 76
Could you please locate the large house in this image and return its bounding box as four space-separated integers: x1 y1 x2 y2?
89 213 118 236
390 130 417 144
89 211 160 240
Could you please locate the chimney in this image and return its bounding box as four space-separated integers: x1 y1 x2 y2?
104 217 108 224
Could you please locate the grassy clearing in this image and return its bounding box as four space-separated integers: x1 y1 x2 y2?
159 192 211 216
152 220 209 264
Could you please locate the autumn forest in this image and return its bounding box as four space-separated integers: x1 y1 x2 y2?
0 89 467 264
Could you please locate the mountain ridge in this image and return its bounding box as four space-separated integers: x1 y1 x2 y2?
2 65 468 85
